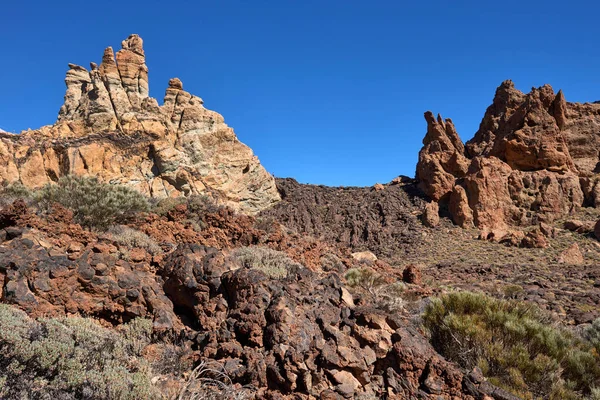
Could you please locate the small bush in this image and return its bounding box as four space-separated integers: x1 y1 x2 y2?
37 176 149 230
345 267 387 290
176 360 253 400
0 304 159 400
232 246 303 279
585 317 600 353
0 182 34 207
345 268 405 312
152 196 186 217
423 291 600 399
321 253 345 272
108 225 162 255
186 195 220 217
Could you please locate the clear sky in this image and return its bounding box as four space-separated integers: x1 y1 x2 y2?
1 0 599 186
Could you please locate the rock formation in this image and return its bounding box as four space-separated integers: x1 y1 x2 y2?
0 34 279 214
417 80 600 235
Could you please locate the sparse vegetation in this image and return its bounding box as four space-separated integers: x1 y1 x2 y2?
0 181 34 207
108 225 162 255
0 304 159 400
153 194 221 232
423 291 600 399
320 252 345 272
176 360 254 400
232 246 303 279
37 176 149 230
584 317 600 354
345 267 405 312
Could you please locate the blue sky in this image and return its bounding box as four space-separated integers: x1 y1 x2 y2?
1 0 599 186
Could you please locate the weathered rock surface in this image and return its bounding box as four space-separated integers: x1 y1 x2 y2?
162 244 484 399
417 80 600 235
260 177 427 257
1 34 279 214
0 198 504 399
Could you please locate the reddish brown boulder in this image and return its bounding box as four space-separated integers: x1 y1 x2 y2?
595 219 600 241
449 185 473 227
402 263 422 285
520 229 548 249
565 220 595 234
422 201 440 227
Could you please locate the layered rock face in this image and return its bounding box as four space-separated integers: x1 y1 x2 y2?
417 80 600 233
1 34 279 214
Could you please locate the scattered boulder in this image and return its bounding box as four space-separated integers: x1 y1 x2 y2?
558 243 584 265
595 219 600 241
402 264 423 285
373 183 385 191
351 251 378 263
521 229 548 249
565 220 595 234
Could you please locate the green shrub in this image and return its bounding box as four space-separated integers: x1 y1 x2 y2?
423 291 600 399
584 317 600 353
108 225 162 255
232 246 303 279
0 182 34 207
345 267 387 290
152 195 219 233
321 253 345 272
152 196 186 217
37 176 149 230
0 304 159 399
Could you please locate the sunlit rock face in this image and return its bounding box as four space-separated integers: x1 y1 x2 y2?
416 80 600 232
0 34 280 214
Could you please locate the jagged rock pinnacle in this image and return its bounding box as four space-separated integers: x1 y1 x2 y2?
0 35 280 214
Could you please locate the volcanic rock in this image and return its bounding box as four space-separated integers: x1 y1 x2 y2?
422 201 440 227
260 178 427 257
558 243 584 265
0 34 279 214
416 80 600 235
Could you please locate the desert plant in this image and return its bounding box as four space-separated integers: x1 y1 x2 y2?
321 253 345 272
108 225 162 255
423 291 600 399
36 175 149 230
186 194 220 217
344 268 405 312
176 360 253 400
0 181 34 207
152 196 186 217
0 304 160 399
345 267 387 291
232 246 303 279
584 317 600 353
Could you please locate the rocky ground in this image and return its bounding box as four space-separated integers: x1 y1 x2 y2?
265 178 600 327
0 192 523 399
